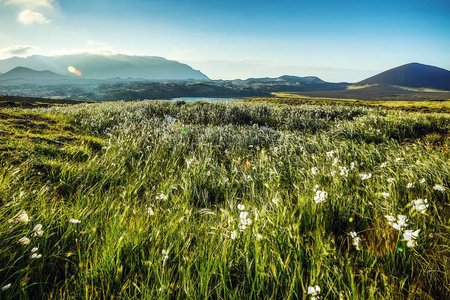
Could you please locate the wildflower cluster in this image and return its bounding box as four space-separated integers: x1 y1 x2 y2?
385 214 420 247
238 204 252 231
307 285 321 300
313 185 327 203
410 199 428 214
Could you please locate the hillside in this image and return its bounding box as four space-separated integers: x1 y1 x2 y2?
355 63 450 91
0 66 68 81
0 54 209 81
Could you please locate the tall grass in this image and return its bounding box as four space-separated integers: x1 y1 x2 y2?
1 100 449 299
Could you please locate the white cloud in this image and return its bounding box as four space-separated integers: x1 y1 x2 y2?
50 48 117 56
3 0 57 24
5 0 55 9
17 9 51 25
86 40 108 47
0 45 38 58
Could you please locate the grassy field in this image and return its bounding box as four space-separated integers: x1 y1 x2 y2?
1 100 449 299
263 92 450 113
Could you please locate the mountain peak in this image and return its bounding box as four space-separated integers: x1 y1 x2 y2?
355 63 450 91
0 66 68 81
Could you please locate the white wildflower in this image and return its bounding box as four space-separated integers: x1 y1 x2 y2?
256 233 263 241
395 158 404 162
314 190 328 204
380 192 390 199
350 231 362 250
18 236 31 245
69 219 81 224
1 283 12 291
394 215 408 231
384 215 396 223
8 210 29 224
385 214 408 231
380 162 388 168
403 229 420 247
237 204 245 211
239 211 252 231
387 178 395 183
419 178 426 184
162 249 169 264
433 185 446 192
359 173 372 180
156 193 168 200
406 182 414 189
311 167 319 175
339 166 349 177
16 210 29 224
411 199 428 214
307 285 321 299
332 158 339 166
147 207 154 215
313 185 320 192
350 161 356 170
32 224 44 236
31 247 39 253
186 158 195 168
326 150 335 158
230 230 237 240
271 196 280 206
330 170 336 177
30 253 42 259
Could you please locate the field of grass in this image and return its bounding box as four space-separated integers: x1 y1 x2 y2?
250 93 450 114
1 100 449 299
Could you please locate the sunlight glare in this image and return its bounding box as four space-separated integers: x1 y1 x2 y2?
68 66 82 76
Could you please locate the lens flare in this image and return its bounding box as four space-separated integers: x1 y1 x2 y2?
68 66 82 77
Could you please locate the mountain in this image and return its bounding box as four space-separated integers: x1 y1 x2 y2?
0 54 209 81
278 75 325 84
355 63 450 91
0 66 68 81
243 75 326 84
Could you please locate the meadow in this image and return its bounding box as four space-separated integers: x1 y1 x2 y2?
0 99 449 299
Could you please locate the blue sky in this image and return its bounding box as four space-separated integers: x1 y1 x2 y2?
0 0 449 81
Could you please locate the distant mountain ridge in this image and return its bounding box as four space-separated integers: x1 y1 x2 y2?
0 54 209 81
242 75 326 84
355 63 450 91
0 66 68 81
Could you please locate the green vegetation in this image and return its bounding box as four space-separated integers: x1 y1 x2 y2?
252 94 450 113
1 100 449 299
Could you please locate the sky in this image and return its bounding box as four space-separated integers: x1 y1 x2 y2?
0 0 449 82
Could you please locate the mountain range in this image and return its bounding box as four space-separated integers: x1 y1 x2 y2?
0 54 209 81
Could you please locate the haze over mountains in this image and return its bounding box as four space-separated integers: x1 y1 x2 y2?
0 54 209 81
